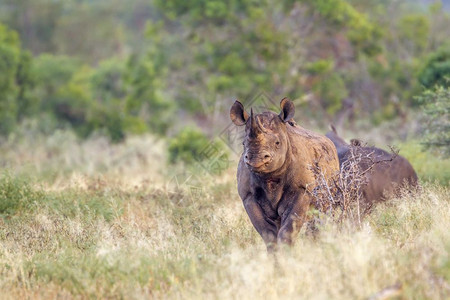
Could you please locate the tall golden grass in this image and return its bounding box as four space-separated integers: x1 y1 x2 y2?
0 130 448 299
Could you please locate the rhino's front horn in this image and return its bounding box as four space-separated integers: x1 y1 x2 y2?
249 108 262 137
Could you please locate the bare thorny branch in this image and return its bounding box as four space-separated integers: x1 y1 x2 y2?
307 144 399 228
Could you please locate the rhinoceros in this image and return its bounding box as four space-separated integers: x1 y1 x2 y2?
326 125 418 206
230 98 340 251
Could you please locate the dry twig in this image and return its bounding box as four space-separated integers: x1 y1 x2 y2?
308 144 399 226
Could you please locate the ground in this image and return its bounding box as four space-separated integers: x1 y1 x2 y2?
0 130 449 299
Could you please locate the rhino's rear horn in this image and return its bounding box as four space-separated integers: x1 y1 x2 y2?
330 124 337 134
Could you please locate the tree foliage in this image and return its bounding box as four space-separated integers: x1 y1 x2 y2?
419 45 450 89
417 85 450 157
0 1 450 150
300 0 383 56
168 126 228 171
0 22 33 135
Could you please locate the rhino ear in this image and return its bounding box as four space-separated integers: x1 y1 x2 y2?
350 139 362 147
279 97 295 123
230 100 249 126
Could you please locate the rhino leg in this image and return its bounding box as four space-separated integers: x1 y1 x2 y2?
243 196 279 252
277 191 310 245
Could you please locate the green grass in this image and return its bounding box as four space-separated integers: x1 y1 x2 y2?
0 173 121 222
0 172 448 299
0 135 449 299
0 173 43 215
396 140 449 186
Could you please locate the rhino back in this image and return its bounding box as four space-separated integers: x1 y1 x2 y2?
326 131 350 162
342 146 418 203
287 124 340 182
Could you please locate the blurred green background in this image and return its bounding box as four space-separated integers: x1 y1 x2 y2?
0 0 449 162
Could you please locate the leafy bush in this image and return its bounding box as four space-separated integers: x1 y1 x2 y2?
0 23 34 136
397 140 450 185
168 126 228 169
398 14 429 54
416 85 450 158
125 54 174 136
52 67 93 135
302 0 382 56
306 59 348 114
32 54 86 131
32 55 134 142
305 59 334 75
2 1 448 143
315 72 348 115
168 127 211 165
32 54 81 101
418 45 450 89
90 58 126 101
84 59 128 142
87 100 126 143
0 173 43 216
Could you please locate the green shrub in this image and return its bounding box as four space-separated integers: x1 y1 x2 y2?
168 127 211 165
306 59 348 115
416 85 450 157
0 173 43 216
32 54 89 134
398 14 429 54
125 55 174 136
90 58 126 103
168 127 228 170
32 56 130 142
87 101 126 143
305 59 334 75
314 72 348 114
32 54 81 101
0 23 34 136
398 140 450 185
418 45 450 89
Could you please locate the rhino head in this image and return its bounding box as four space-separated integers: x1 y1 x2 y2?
230 98 295 174
325 125 350 162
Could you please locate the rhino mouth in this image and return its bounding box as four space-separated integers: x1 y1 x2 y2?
246 160 272 173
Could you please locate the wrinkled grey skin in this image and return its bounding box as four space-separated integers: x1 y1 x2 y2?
326 125 418 205
230 99 340 252
325 125 350 162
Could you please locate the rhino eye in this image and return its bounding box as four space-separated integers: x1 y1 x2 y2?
276 141 280 145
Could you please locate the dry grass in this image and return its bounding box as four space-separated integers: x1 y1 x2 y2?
0 132 449 299
0 128 167 190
